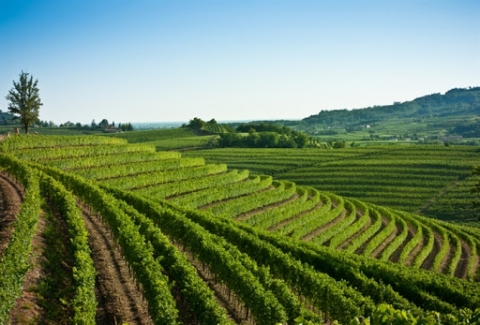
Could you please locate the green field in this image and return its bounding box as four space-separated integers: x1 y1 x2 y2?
1 133 479 324
290 115 480 147
183 145 480 221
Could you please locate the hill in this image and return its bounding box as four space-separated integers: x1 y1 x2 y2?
0 134 479 324
301 87 480 129
183 145 480 222
103 127 480 221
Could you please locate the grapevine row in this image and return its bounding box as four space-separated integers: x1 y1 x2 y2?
137 169 252 201
75 157 205 180
101 163 228 190
244 186 311 228
0 156 42 322
12 143 156 161
166 175 272 210
110 189 376 324
40 166 180 324
207 180 297 218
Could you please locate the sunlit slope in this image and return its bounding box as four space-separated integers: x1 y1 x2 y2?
2 134 480 324
5 135 479 280
106 127 216 150
182 146 480 221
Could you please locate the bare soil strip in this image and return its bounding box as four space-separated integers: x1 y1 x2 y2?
389 223 416 263
0 173 24 256
438 237 455 275
81 207 154 325
404 227 426 266
454 240 472 279
8 214 48 324
235 193 299 222
0 172 25 197
177 243 254 324
421 232 442 271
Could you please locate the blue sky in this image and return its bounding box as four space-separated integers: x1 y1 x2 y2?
1 0 479 124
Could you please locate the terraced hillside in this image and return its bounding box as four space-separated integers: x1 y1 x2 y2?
1 135 479 324
181 146 480 221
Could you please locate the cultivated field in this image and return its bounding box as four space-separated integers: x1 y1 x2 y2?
1 134 479 324
182 146 480 221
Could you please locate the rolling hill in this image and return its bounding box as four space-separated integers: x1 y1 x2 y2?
301 87 480 129
0 134 479 324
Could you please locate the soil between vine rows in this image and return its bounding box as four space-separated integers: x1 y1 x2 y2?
0 166 477 324
81 204 250 324
0 173 48 324
0 173 24 256
0 171 256 324
9 215 48 324
81 206 154 325
337 209 370 250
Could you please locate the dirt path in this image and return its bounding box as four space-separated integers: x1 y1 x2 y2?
421 232 442 271
454 240 472 279
0 173 24 256
81 207 154 325
404 227 426 266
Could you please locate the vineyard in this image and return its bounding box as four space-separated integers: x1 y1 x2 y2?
1 134 480 324
109 128 215 151
182 146 480 221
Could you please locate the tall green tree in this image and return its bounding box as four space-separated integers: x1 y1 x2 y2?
6 71 43 134
188 117 205 130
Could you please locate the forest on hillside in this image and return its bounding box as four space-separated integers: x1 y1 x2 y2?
301 87 480 129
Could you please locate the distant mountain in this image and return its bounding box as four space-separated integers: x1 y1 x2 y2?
302 87 480 128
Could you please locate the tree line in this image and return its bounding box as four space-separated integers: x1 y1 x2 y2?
301 87 480 129
218 122 309 148
184 118 310 148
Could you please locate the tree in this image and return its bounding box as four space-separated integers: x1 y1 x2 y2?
218 132 242 147
188 117 205 130
333 140 346 148
257 132 279 148
6 71 43 134
99 119 109 129
294 132 309 148
119 122 134 131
